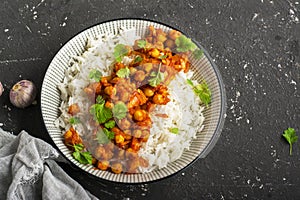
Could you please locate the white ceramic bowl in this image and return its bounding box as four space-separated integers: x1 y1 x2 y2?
41 19 226 183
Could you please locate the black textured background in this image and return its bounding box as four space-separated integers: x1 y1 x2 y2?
0 0 299 199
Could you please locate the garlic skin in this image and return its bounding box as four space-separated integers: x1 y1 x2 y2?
9 80 37 108
0 82 3 96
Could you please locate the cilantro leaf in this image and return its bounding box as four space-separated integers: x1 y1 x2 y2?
137 39 147 49
186 79 194 87
187 79 211 106
89 69 102 82
96 95 105 104
158 54 168 59
192 49 203 59
282 128 298 155
104 120 116 129
69 117 80 125
134 55 143 63
113 44 129 62
148 63 164 87
116 67 130 78
73 143 84 152
96 128 115 144
194 81 211 106
175 35 197 52
90 103 112 124
169 127 179 134
112 102 128 120
72 144 92 165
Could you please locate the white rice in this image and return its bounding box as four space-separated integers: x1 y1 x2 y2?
56 28 205 173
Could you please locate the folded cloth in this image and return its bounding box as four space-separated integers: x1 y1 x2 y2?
0 128 99 200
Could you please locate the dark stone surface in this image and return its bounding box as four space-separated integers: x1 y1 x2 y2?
0 0 299 199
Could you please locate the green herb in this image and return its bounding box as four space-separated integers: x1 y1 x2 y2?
169 127 179 134
104 120 116 129
137 39 147 49
90 103 112 124
158 54 168 59
175 35 197 53
96 95 105 104
89 69 102 82
282 128 298 155
112 102 128 120
186 79 194 87
134 55 143 63
114 44 129 62
148 63 164 87
69 117 80 125
192 49 203 59
72 144 93 164
116 67 130 78
96 128 115 144
187 79 211 106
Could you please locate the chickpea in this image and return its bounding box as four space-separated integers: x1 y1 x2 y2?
97 160 109 171
119 118 131 130
150 48 160 58
115 134 125 144
120 91 130 102
143 87 154 97
126 148 138 159
129 67 137 74
94 146 106 159
152 94 165 104
131 138 141 151
168 29 181 40
111 163 123 174
134 70 146 82
164 39 175 49
157 34 167 43
105 101 114 109
143 63 153 72
104 86 116 96
133 110 146 122
133 129 142 138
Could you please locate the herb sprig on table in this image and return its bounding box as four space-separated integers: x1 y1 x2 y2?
282 127 298 155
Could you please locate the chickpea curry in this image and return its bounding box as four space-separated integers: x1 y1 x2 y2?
63 25 206 174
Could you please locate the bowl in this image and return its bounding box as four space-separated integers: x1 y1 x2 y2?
41 19 226 183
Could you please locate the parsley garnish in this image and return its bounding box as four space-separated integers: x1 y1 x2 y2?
282 128 298 155
69 117 80 125
175 35 197 53
104 120 116 129
72 144 93 164
112 102 128 120
137 39 147 49
192 49 203 59
169 127 179 134
116 67 130 78
113 44 129 62
148 63 164 87
187 79 211 106
89 69 102 82
96 128 115 144
90 102 112 124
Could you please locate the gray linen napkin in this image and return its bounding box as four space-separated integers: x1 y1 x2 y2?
0 128 99 200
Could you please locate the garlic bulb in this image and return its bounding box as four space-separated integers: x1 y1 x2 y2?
0 82 3 96
9 80 37 108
